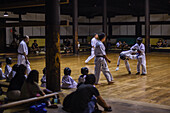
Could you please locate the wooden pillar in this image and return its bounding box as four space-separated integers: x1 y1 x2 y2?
45 0 60 92
0 19 6 52
103 0 107 35
145 0 150 53
103 0 107 50
136 16 142 37
108 17 112 38
19 14 23 37
73 0 78 54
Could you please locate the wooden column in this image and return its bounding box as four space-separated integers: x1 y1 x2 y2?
45 0 60 91
19 14 23 37
103 0 107 50
103 0 107 35
136 16 142 37
145 0 150 53
0 19 6 52
73 0 78 54
108 17 112 38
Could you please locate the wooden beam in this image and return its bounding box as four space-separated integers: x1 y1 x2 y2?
0 0 69 10
0 92 58 110
0 20 69 28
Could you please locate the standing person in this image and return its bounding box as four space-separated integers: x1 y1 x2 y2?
94 33 114 85
130 37 147 75
17 35 31 74
115 50 138 74
85 33 98 63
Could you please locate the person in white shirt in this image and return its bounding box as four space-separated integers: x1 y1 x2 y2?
17 35 31 74
116 41 122 48
4 57 12 81
115 50 138 74
130 37 147 75
0 62 5 80
61 67 77 89
85 33 98 63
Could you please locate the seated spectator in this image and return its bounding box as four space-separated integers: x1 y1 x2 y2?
0 62 5 80
122 41 128 50
7 64 27 101
7 64 19 82
78 67 89 84
20 70 44 99
4 57 12 81
20 70 57 108
163 39 168 47
63 74 112 113
41 67 46 87
116 41 122 49
64 38 72 53
157 39 163 47
61 67 77 89
32 40 40 54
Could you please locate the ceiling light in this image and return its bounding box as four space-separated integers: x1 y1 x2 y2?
4 12 8 17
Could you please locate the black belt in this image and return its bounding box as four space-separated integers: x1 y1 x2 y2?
96 56 104 57
18 53 24 55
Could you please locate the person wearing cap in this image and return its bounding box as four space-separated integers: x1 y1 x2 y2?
17 35 31 74
85 33 99 63
94 33 114 85
130 37 147 75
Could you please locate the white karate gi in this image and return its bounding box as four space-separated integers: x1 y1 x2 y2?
78 75 87 84
85 37 98 63
117 50 138 72
41 74 46 87
61 75 77 89
4 65 12 79
94 41 113 84
17 40 31 74
130 43 147 74
0 68 5 80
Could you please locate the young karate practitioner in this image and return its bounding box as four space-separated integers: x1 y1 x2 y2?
115 49 138 74
17 35 31 74
4 57 12 80
61 67 77 89
130 37 147 75
94 33 114 85
78 67 89 84
85 33 98 63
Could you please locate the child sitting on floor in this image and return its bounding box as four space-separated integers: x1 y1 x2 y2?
78 67 89 84
41 67 46 87
61 67 77 89
0 61 5 80
4 57 12 81
7 64 19 82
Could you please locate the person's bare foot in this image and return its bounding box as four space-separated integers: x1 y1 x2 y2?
108 81 114 85
95 83 101 85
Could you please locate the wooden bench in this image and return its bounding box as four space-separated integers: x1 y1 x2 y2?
0 92 58 112
0 53 17 59
0 81 9 88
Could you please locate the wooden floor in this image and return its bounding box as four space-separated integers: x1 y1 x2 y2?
1 52 170 107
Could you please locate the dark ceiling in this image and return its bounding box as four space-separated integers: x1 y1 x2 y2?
0 0 170 18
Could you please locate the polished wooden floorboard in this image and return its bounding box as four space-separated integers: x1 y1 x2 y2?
2 52 170 107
